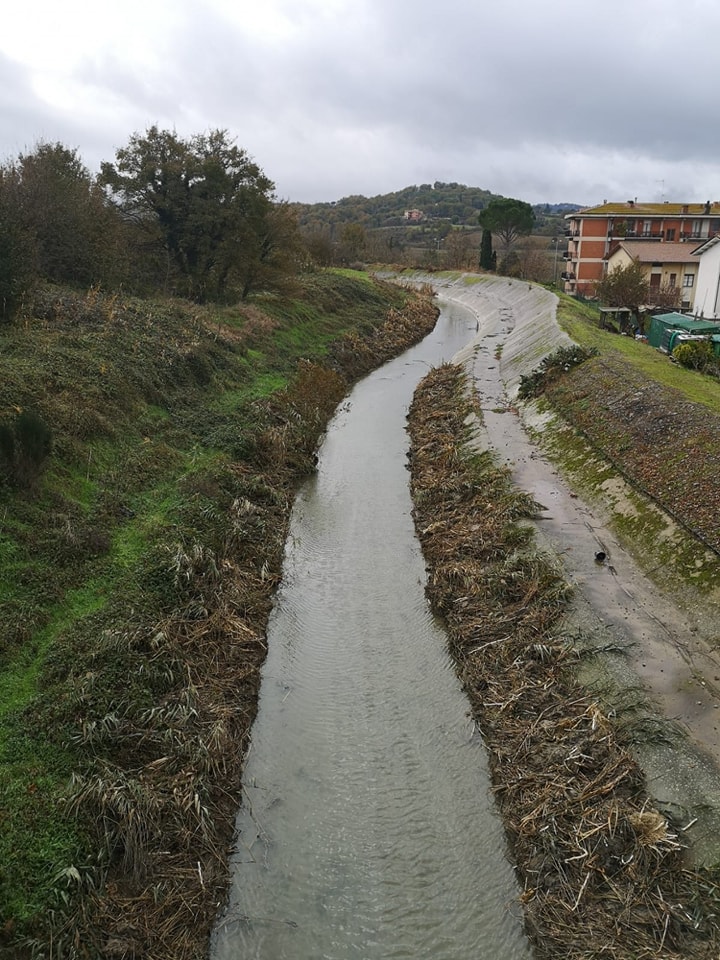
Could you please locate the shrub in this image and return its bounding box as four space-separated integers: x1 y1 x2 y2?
673 339 714 373
518 345 598 399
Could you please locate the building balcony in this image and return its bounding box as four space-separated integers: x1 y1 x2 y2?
562 252 573 261
561 271 576 281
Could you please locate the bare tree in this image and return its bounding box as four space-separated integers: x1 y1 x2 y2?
444 230 476 269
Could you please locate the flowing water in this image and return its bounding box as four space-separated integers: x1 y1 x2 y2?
210 302 532 960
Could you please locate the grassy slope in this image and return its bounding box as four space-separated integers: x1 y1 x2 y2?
556 295 720 410
544 296 720 588
0 269 421 950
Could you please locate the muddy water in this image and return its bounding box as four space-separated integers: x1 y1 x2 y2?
210 305 532 960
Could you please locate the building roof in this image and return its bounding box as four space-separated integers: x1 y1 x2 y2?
567 201 720 218
652 313 686 322
651 314 720 333
692 236 720 256
609 241 700 264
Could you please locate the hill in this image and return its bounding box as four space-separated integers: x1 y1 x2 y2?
292 182 581 236
291 185 582 272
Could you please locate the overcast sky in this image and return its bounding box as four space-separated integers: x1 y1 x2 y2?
2 0 719 207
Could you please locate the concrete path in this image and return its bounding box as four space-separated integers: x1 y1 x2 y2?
431 274 720 865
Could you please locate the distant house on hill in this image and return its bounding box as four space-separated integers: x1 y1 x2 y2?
404 209 424 222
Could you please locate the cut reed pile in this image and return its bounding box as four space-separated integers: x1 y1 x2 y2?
407 363 720 960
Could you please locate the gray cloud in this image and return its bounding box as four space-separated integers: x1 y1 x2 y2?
2 0 720 204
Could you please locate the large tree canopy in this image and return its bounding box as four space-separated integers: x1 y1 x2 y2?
100 127 290 301
0 170 35 322
2 142 124 288
478 197 534 252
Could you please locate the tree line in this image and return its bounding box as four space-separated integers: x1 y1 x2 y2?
0 128 554 323
0 128 303 322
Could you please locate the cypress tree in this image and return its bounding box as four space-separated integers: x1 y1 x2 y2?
479 228 493 270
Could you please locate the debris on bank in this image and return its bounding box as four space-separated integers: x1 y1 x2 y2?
407 362 720 960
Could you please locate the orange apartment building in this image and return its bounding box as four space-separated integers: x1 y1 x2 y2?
562 200 720 296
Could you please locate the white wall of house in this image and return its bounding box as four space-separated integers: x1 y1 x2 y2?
693 239 720 319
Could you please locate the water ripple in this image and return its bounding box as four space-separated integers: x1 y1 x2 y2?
212 304 532 960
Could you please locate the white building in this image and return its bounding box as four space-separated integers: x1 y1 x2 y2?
691 236 720 319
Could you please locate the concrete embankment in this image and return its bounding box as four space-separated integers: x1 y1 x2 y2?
423 274 720 867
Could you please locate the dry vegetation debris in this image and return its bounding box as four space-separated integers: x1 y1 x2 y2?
407 362 720 960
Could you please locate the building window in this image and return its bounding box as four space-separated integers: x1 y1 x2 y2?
669 273 677 288
683 274 694 287
642 220 652 237
666 228 675 241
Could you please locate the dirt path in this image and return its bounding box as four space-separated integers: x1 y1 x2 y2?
432 275 720 865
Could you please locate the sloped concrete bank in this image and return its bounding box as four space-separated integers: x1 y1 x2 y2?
425 274 720 866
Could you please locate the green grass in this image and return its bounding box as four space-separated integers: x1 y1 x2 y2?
328 267 373 281
0 582 108 726
0 765 84 924
0 580 108 924
45 462 98 513
537 407 720 594
209 373 288 411
530 296 720 595
556 293 720 411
